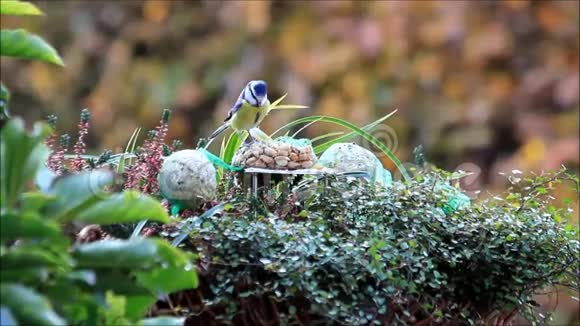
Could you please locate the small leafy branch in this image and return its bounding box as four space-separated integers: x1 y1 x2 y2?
0 0 64 119
0 118 197 326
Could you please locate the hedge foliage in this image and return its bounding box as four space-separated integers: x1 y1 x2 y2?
160 170 580 325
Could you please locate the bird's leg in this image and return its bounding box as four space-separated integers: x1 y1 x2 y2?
241 130 256 145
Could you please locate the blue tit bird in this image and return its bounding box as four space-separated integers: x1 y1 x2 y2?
207 80 270 145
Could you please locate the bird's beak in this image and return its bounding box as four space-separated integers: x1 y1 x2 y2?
260 97 268 106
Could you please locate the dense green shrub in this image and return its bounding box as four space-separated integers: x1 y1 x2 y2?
165 170 579 325
0 119 197 325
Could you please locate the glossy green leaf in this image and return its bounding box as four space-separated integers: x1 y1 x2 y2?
0 211 61 242
1 248 67 269
72 239 161 268
0 29 64 66
0 267 49 284
136 266 198 294
0 82 9 119
75 191 169 225
125 296 157 320
46 170 114 221
92 269 152 296
20 192 56 213
104 291 130 326
222 130 243 164
72 238 190 269
154 238 193 266
0 284 66 326
0 1 43 15
0 118 50 209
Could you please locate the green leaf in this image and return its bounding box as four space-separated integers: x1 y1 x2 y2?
104 291 128 326
1 247 67 270
72 238 190 269
0 211 61 242
0 267 49 284
141 316 185 326
46 170 114 221
125 296 157 320
0 1 43 15
72 239 161 269
75 191 170 225
136 266 198 294
92 269 152 296
0 118 50 209
0 29 64 66
222 130 243 165
20 192 56 213
0 82 9 119
0 284 66 326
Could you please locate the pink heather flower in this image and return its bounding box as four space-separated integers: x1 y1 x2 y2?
181 209 193 218
141 227 157 238
161 200 170 214
125 109 171 196
71 109 91 171
49 134 70 175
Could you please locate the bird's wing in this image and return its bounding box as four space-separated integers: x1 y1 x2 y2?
224 99 244 122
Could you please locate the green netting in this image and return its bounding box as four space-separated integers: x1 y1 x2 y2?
436 183 471 214
275 136 314 149
199 148 243 172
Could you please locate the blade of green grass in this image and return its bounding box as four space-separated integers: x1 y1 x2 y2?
272 110 397 140
291 118 322 138
216 135 227 180
269 93 287 108
270 104 309 110
313 110 398 153
311 132 345 143
171 203 226 247
267 93 308 111
131 220 148 239
222 131 243 165
117 128 140 174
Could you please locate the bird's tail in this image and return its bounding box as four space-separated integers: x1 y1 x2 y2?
209 123 229 140
204 123 229 149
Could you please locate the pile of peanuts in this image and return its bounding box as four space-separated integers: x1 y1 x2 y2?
233 141 317 170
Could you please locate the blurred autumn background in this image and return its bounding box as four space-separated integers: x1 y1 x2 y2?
1 0 579 322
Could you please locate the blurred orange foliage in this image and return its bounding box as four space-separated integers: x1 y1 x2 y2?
0 0 578 322
1 0 578 185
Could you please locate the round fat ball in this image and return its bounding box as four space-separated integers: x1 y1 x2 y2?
158 150 217 205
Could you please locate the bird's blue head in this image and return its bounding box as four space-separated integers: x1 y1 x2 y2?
252 80 267 97
243 80 268 106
